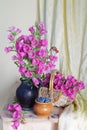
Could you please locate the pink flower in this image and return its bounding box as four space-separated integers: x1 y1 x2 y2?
25 70 33 78
32 78 39 86
28 50 35 59
18 52 26 59
36 61 45 75
69 93 75 99
16 28 21 34
28 34 35 43
67 75 73 80
38 22 47 34
12 121 20 130
42 73 51 86
31 39 39 47
8 34 14 41
57 73 63 80
40 39 48 47
37 49 47 58
48 62 55 70
15 41 23 51
45 64 50 71
65 80 72 88
36 67 43 75
29 26 35 33
8 26 15 32
54 85 59 90
23 44 31 52
7 104 22 113
12 111 22 119
32 58 39 66
17 35 29 43
38 61 45 69
5 46 13 53
40 29 47 35
78 81 85 90
19 66 26 75
13 104 22 112
49 55 58 62
17 60 23 65
17 53 23 60
7 104 14 111
12 55 17 60
61 85 66 91
38 22 45 30
45 73 51 79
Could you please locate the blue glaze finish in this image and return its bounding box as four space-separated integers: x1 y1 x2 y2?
16 79 38 109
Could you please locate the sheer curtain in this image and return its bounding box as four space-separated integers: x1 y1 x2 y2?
36 0 87 130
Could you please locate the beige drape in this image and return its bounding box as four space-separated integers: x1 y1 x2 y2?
36 0 87 130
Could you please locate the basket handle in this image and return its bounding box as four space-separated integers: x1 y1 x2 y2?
49 70 59 91
49 70 62 103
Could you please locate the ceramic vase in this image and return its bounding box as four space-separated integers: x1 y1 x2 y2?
16 79 38 110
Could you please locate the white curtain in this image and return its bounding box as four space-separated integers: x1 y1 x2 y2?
36 0 87 130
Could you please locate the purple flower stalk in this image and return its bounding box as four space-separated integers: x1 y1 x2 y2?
5 22 59 86
7 103 23 130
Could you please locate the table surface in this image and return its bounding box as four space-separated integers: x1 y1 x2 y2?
1 106 64 130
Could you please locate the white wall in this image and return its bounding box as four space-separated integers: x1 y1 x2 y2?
0 0 37 128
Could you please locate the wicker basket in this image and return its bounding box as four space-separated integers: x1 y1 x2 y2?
39 70 73 107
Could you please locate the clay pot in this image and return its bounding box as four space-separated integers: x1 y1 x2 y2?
33 100 53 117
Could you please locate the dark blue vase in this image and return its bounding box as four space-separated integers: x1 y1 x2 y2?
16 79 38 110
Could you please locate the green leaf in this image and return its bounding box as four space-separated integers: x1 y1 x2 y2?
14 62 19 67
41 73 45 79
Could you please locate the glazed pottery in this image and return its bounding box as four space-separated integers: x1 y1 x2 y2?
33 99 53 117
16 79 38 109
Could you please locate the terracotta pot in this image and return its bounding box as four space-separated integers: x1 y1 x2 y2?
33 100 53 117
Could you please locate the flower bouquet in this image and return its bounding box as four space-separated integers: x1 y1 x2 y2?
5 22 59 109
40 70 85 107
5 22 58 86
